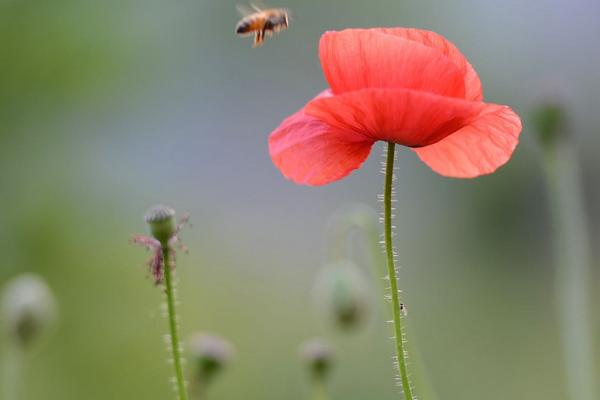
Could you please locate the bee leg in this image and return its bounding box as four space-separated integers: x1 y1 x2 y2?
254 31 264 47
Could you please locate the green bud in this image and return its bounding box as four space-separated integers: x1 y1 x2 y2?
300 338 334 381
1 274 58 350
314 260 370 331
531 101 567 148
145 204 176 245
188 333 235 384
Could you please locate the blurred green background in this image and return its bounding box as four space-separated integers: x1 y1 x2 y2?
1 0 599 399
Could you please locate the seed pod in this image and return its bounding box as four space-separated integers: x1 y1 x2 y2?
300 338 334 381
188 332 235 384
145 204 176 246
1 274 58 350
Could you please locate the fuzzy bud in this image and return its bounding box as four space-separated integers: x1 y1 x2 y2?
532 100 567 148
314 260 370 331
188 333 235 384
145 204 176 245
300 338 334 382
1 274 58 350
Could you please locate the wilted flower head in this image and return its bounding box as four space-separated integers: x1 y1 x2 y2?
269 28 522 185
1 274 58 349
300 338 334 381
314 260 370 330
188 332 235 383
132 204 189 285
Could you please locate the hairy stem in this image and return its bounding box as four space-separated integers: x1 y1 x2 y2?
162 246 189 400
542 140 596 400
327 198 438 399
384 142 413 400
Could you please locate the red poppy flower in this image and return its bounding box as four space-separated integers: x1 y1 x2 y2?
269 28 522 185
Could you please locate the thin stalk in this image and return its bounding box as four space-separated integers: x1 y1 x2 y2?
327 199 438 399
383 142 413 400
2 345 23 400
162 246 189 400
542 140 596 400
312 379 328 400
327 204 387 282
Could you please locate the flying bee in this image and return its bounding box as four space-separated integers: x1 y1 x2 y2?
235 4 290 47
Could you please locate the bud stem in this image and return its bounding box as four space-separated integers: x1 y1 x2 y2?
384 142 414 400
327 204 387 287
1 345 23 400
312 379 328 400
162 246 189 400
542 139 596 400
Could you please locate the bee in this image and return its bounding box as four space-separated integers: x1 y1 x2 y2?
235 4 290 47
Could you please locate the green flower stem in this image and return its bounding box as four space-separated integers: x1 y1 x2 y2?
542 140 596 400
2 345 23 400
384 142 413 400
326 197 438 399
312 379 328 400
162 246 189 400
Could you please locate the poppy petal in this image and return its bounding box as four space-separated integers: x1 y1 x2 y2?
414 105 521 177
305 88 486 148
376 28 483 101
319 29 466 98
269 101 374 186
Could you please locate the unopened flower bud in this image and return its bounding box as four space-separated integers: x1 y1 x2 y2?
532 100 567 148
189 333 235 384
1 274 58 350
300 338 334 381
314 260 370 330
145 204 176 245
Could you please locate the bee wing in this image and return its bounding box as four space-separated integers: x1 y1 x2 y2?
250 3 264 12
236 4 256 16
250 0 274 12
237 2 267 15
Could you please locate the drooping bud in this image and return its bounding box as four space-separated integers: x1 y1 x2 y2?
188 332 235 385
531 100 567 148
1 274 58 350
145 204 176 245
300 338 334 382
326 203 381 264
314 260 370 331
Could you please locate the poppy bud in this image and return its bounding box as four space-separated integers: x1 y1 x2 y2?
145 204 176 245
314 260 370 331
188 333 235 384
532 100 567 148
300 338 334 382
1 274 58 350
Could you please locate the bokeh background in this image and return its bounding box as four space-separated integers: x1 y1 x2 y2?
1 0 599 399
